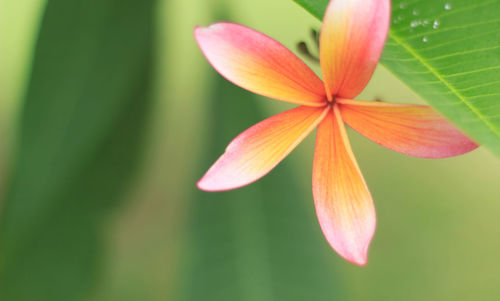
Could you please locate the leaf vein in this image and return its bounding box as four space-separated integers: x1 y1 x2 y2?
386 30 500 139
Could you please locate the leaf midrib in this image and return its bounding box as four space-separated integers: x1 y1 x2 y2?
385 29 500 140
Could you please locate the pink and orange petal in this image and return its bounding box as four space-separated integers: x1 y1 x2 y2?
320 0 390 99
338 99 478 158
197 106 330 191
313 106 376 265
195 23 327 106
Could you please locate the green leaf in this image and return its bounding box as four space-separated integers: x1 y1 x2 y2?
0 0 155 300
176 73 346 301
293 0 500 157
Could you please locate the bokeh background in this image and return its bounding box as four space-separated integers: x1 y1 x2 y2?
1 0 500 300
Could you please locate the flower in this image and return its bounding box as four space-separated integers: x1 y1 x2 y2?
194 0 478 265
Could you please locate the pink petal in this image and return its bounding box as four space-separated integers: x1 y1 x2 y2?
338 99 478 158
312 105 376 266
195 23 327 106
320 0 390 99
198 106 330 191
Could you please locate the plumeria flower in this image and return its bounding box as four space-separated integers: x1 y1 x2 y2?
194 0 477 265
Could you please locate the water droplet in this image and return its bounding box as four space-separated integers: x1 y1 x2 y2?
433 20 440 29
423 19 430 26
400 3 406 9
411 20 422 27
422 36 428 42
444 3 452 10
412 9 419 15
394 16 404 24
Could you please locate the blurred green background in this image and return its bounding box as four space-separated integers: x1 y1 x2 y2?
1 0 500 300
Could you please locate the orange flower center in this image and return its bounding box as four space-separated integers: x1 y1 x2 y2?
326 95 337 105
